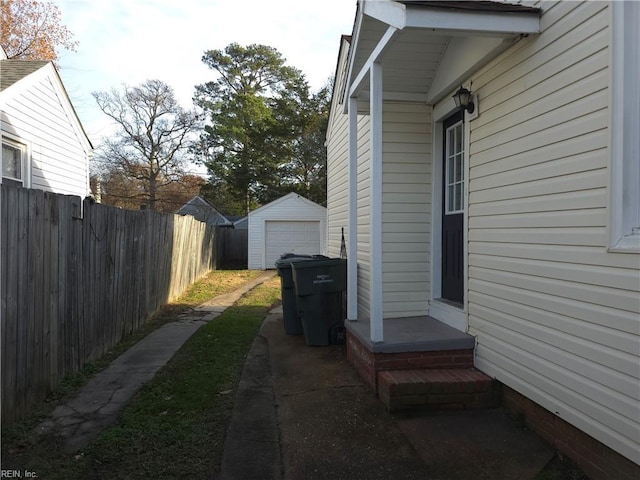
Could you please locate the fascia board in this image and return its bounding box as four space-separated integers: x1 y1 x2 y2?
362 0 407 29
405 7 540 35
248 192 325 217
342 3 365 114
47 63 93 152
348 25 398 100
343 1 405 113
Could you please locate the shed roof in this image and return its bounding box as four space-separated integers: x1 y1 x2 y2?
248 192 326 217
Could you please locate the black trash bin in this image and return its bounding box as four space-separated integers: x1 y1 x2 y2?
291 258 347 346
275 254 328 335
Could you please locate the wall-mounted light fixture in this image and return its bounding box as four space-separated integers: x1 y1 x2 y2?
452 86 475 114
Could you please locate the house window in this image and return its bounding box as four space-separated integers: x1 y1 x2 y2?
610 1 640 251
445 121 464 214
1 138 27 187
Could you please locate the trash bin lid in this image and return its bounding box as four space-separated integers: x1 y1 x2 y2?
274 254 328 269
287 257 346 269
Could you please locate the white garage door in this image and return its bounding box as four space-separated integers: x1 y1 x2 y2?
265 221 321 268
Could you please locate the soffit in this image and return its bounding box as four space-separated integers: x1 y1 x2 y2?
347 0 540 107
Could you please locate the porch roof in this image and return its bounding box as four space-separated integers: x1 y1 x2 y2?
344 0 541 109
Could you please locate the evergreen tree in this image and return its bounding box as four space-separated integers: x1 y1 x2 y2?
195 43 327 215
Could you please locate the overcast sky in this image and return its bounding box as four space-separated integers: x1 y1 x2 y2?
53 0 357 146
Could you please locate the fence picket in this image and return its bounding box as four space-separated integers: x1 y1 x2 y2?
1 185 238 423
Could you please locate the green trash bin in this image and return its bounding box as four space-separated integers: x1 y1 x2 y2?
291 258 347 346
275 254 327 335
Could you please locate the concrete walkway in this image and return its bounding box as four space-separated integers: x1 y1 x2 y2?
35 271 276 454
218 306 555 480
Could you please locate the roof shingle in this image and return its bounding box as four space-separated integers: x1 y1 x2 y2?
0 59 49 91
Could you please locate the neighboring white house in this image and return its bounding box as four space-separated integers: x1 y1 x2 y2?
248 192 327 270
0 51 93 198
326 1 639 478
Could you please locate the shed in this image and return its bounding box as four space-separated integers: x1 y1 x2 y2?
248 192 326 269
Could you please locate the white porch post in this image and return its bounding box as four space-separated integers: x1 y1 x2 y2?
347 96 358 321
369 61 384 343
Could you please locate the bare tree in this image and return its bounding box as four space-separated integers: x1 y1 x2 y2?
93 80 201 210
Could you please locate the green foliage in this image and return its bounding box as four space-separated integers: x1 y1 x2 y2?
194 43 329 215
1 273 280 480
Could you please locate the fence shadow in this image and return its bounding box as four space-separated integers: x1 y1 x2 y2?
215 227 248 270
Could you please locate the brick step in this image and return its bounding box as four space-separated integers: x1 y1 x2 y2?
378 368 500 413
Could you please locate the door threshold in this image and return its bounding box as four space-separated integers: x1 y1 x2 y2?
429 298 466 332
433 298 464 310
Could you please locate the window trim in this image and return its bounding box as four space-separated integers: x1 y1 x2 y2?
609 1 640 253
1 134 31 188
444 120 465 215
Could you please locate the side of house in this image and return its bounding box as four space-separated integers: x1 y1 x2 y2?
326 35 374 316
326 1 639 476
1 58 92 198
465 1 639 468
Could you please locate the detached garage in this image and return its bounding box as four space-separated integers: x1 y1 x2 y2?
248 193 327 269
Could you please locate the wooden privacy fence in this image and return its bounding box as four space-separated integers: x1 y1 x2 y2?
216 227 248 269
1 185 218 423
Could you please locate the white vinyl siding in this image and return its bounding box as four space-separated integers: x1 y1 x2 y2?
382 101 432 317
326 37 373 316
326 38 351 259
247 193 327 270
466 1 640 464
1 67 90 198
356 116 372 318
327 46 433 320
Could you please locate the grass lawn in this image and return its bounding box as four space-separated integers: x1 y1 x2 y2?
1 270 280 480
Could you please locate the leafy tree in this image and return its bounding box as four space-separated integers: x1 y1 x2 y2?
195 43 311 215
0 0 77 64
276 82 331 205
93 79 201 211
199 179 247 218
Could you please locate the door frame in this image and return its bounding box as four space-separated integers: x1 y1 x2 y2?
430 98 470 332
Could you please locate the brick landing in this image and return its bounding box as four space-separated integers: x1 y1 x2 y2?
378 368 500 412
345 318 475 393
